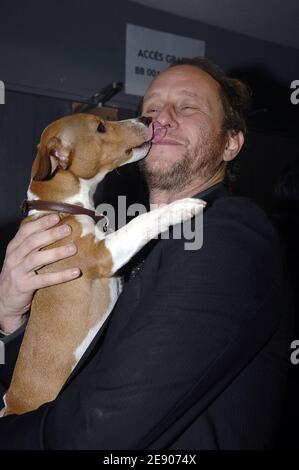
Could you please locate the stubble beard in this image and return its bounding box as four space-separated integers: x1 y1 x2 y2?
139 129 226 192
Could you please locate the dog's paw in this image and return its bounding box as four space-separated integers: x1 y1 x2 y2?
0 407 5 418
167 197 206 224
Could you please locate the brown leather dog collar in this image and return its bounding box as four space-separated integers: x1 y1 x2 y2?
21 199 107 227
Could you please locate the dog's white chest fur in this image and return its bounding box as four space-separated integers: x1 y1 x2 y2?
71 198 206 370
72 276 122 370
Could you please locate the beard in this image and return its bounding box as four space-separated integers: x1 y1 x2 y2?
139 129 226 192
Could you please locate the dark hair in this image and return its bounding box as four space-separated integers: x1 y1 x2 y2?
170 57 251 135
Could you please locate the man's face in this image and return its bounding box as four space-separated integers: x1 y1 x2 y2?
140 65 227 191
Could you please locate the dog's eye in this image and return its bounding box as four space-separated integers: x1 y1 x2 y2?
97 122 106 133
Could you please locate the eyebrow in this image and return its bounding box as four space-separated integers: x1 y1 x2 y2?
180 91 202 99
145 90 196 100
143 90 210 108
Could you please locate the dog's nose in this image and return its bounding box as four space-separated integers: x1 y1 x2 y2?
138 116 152 126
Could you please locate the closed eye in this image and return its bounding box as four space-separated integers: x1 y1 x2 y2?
97 122 106 133
144 108 159 114
179 105 200 115
142 102 161 115
180 104 197 110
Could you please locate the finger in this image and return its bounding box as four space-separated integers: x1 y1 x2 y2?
28 267 81 290
12 223 72 265
8 214 61 253
24 243 77 273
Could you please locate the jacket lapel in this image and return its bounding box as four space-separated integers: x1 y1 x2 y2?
63 183 228 387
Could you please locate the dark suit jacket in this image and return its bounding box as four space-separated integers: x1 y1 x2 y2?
0 183 293 449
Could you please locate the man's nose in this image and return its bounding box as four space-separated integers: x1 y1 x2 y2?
155 104 178 128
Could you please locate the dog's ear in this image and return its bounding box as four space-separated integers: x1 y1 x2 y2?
32 137 72 181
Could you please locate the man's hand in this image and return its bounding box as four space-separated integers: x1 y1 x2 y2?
0 214 80 334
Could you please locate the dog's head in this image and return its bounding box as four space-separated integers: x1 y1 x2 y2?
32 114 152 181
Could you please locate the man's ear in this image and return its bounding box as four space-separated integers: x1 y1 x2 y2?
223 131 244 162
32 137 72 181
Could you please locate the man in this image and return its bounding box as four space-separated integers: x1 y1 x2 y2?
0 58 293 449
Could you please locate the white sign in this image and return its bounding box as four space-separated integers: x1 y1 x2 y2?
0 80 4 104
125 24 205 96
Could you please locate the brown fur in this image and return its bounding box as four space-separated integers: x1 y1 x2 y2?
4 114 150 414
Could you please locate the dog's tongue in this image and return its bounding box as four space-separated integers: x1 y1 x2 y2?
150 121 167 143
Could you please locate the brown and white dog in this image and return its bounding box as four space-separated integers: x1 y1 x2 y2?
1 113 205 416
